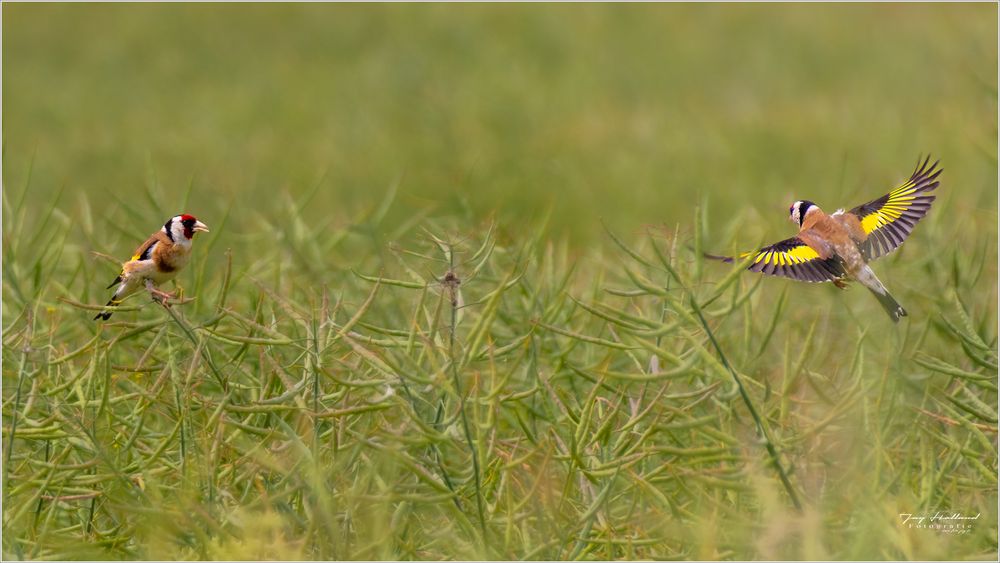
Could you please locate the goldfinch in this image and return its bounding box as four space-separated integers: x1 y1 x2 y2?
710 156 941 322
94 214 209 320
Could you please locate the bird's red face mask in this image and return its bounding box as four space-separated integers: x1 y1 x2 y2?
178 214 210 239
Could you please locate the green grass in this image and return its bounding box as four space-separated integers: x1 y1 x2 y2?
3 3 998 560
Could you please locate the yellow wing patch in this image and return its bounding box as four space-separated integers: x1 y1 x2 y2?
745 237 845 283
859 181 923 235
850 156 941 260
752 242 819 265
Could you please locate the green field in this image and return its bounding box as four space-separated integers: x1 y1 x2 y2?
3 3 998 560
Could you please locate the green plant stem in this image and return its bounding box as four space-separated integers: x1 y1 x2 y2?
447 249 488 544
688 294 803 511
163 303 228 391
4 310 34 504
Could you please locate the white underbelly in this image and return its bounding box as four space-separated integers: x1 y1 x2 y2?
124 254 189 286
145 266 181 285
832 240 865 275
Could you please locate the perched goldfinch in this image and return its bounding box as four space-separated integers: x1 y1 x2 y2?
94 214 209 320
710 156 941 322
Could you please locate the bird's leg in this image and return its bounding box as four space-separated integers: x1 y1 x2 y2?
833 278 849 290
145 280 176 305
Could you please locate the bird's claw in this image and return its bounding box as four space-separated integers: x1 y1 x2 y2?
833 279 849 290
147 287 177 307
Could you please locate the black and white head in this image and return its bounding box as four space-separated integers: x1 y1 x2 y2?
789 200 819 227
163 214 210 243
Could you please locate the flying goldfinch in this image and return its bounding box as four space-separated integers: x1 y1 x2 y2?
709 156 941 322
94 214 209 320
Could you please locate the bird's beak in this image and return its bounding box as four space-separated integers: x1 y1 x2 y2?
193 221 210 233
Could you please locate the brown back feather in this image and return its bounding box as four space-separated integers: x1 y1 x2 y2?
130 231 172 261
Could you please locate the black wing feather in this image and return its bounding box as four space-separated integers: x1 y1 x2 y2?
746 237 846 283
849 156 941 260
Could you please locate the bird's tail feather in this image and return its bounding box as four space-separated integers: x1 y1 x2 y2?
856 265 907 323
97 276 129 320
94 298 118 321
867 285 907 323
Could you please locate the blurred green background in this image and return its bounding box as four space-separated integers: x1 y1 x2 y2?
3 3 997 561
4 3 996 245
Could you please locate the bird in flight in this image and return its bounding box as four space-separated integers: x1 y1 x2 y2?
95 214 209 320
708 156 941 322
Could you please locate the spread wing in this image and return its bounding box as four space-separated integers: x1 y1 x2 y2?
743 237 847 283
847 155 941 260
